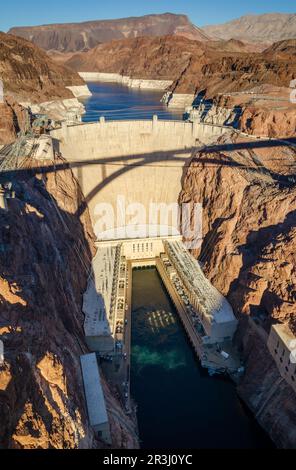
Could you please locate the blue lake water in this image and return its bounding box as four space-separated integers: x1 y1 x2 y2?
80 82 184 122
131 268 274 449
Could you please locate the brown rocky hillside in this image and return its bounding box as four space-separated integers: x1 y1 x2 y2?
202 13 296 44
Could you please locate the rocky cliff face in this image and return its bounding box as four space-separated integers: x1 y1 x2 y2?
0 32 83 104
193 85 296 139
8 13 209 53
65 35 209 84
0 32 87 145
0 97 29 145
179 132 296 447
239 105 296 138
202 13 296 45
0 155 138 448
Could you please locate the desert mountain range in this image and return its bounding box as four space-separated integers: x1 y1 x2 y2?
8 13 209 53
7 12 296 54
202 13 296 45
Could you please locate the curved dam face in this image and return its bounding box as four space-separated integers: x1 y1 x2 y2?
51 119 229 237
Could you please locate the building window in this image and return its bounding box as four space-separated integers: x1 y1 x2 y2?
285 366 289 372
280 357 283 363
292 376 295 382
274 349 278 355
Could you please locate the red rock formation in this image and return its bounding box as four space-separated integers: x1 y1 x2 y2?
0 97 29 145
0 155 138 449
0 32 87 145
239 106 296 138
65 35 208 83
0 32 83 104
210 87 296 138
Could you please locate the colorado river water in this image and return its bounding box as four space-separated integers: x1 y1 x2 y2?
131 268 273 449
81 82 184 122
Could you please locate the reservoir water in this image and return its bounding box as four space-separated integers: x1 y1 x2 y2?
131 267 273 449
81 82 184 122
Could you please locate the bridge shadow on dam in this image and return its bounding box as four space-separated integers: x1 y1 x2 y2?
1 136 296 220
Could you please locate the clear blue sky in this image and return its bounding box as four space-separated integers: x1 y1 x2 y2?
1 0 295 32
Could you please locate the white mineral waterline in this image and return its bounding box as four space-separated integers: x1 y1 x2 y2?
78 72 173 91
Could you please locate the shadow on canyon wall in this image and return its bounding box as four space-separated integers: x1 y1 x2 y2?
227 209 296 322
0 174 97 448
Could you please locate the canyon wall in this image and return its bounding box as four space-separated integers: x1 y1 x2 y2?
0 32 84 104
0 98 30 145
0 154 138 448
179 131 296 447
188 87 296 139
0 32 91 144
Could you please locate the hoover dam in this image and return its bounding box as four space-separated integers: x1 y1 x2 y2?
50 117 229 235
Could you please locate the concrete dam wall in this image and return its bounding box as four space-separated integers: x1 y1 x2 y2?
51 119 230 237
